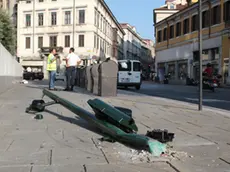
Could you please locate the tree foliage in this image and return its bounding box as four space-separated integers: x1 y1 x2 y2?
0 9 16 55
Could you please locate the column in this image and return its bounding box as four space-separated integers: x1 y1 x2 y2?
43 57 48 80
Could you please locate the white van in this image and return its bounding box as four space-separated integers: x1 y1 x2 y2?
117 60 142 90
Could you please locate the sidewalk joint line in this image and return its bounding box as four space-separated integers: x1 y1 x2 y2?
5 140 14 152
83 164 87 172
176 128 192 135
29 165 33 172
166 161 181 172
219 158 230 165
196 135 218 144
49 149 53 165
100 148 109 164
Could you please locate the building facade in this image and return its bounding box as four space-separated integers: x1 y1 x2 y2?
155 0 230 85
120 23 143 60
140 39 155 71
0 0 16 15
153 0 189 25
17 0 125 62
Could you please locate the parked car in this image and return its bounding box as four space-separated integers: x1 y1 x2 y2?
23 71 44 80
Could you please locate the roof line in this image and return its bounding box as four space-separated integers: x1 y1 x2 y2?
154 1 200 26
120 24 144 42
99 0 125 35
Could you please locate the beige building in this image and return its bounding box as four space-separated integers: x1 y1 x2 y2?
153 0 198 25
120 23 142 60
0 0 16 16
17 0 125 62
154 0 230 85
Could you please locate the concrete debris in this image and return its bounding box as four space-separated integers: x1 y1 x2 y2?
118 149 168 163
20 79 28 84
165 149 191 160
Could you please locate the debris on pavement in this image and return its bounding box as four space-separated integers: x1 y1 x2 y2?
20 79 28 84
146 129 175 143
34 114 43 120
26 89 175 156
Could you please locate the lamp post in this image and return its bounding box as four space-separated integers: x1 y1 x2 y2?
198 0 203 111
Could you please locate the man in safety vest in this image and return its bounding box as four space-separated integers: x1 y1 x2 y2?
47 48 57 90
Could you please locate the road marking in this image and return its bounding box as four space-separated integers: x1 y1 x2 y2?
185 98 230 103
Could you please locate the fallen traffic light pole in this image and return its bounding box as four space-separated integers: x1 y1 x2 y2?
26 89 167 156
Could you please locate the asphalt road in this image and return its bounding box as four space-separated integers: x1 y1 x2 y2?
122 81 230 111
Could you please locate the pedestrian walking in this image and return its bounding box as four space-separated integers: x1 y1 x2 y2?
64 47 81 91
47 48 57 90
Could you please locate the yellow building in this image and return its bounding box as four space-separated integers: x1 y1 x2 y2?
154 0 230 85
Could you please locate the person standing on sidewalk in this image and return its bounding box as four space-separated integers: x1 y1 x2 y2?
47 48 57 90
64 47 81 91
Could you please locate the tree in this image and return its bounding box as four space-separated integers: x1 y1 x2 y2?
0 9 16 55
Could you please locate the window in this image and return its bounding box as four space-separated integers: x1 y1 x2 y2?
94 10 97 26
65 11 71 25
157 30 162 42
64 35 70 47
163 28 167 41
192 15 198 31
224 1 230 22
193 51 199 61
202 10 210 28
97 12 99 27
38 36 43 48
169 4 174 9
25 14 31 27
118 61 131 71
49 36 57 47
39 0 43 2
183 18 189 34
169 25 174 39
100 38 102 49
176 22 181 37
212 5 221 25
78 35 84 47
133 62 141 71
51 12 57 25
26 1 31 3
94 34 96 48
103 19 105 33
25 37 30 49
38 13 43 26
100 15 102 29
79 10 85 24
97 36 99 49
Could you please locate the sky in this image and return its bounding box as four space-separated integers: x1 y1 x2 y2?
104 0 165 41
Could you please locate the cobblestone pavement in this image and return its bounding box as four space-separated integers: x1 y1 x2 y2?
0 81 230 172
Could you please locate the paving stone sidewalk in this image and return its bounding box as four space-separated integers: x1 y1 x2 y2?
0 82 230 172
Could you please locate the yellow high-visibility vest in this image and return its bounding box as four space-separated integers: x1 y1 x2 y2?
47 53 56 71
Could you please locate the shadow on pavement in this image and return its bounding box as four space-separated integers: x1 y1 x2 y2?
45 109 102 136
44 109 150 152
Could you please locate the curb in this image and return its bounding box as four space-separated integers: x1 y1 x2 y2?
118 89 230 118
